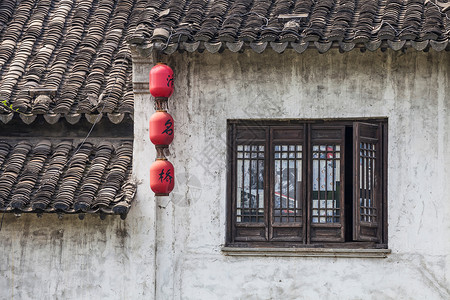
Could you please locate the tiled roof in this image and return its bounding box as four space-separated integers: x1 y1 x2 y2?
0 139 135 218
129 0 450 54
0 0 140 124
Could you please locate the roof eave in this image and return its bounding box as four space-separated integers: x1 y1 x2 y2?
131 38 450 58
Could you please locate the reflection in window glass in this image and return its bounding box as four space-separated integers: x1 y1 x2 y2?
274 145 302 223
312 145 340 223
360 142 377 222
236 144 264 222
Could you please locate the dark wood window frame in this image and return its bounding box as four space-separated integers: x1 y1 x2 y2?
226 119 388 249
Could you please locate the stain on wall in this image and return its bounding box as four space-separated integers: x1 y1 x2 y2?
1 48 449 299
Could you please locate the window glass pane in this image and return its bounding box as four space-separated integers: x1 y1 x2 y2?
258 160 264 209
236 144 265 223
359 142 377 223
312 144 341 224
236 159 242 222
273 144 302 223
282 159 288 208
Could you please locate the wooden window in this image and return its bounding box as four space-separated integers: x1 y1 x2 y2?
226 120 388 249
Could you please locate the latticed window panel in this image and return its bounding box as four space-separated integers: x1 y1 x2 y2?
236 145 265 223
228 120 387 247
312 145 341 224
359 142 377 222
273 145 302 223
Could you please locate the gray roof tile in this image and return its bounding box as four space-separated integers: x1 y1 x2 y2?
128 0 450 54
0 0 139 123
0 139 135 218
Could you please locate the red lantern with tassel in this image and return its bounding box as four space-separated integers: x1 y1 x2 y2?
149 63 174 98
149 111 174 145
150 159 175 196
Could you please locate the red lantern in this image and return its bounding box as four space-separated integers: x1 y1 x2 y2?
150 159 175 196
149 63 174 98
149 111 174 145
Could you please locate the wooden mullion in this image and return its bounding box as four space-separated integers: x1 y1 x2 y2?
233 124 238 242
240 145 245 219
324 145 328 220
318 148 321 222
332 146 335 222
302 125 307 244
266 127 271 241
353 124 360 240
287 147 290 221
340 127 346 241
311 223 343 228
271 222 303 227
228 123 236 244
376 122 383 242
248 148 251 219
306 124 312 244
294 146 297 220
279 145 282 223
370 143 379 223
362 142 366 222
365 141 369 223
235 223 267 228
382 122 388 245
256 146 259 219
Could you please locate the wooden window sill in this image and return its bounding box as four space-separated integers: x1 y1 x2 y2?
221 247 391 258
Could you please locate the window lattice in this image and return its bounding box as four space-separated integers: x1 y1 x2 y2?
236 145 264 223
359 142 377 222
274 145 302 223
312 145 341 224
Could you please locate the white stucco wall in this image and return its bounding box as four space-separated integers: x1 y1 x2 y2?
1 48 449 300
138 48 450 300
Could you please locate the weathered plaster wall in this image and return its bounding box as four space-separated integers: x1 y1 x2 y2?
0 87 157 298
0 198 156 299
0 48 449 300
146 48 450 299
